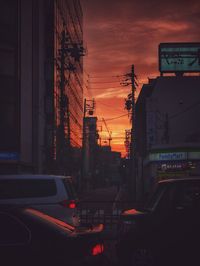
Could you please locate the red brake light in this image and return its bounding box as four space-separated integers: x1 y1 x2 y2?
60 200 76 209
92 244 104 256
68 201 76 209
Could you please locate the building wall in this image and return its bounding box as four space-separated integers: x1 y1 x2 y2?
136 75 200 198
95 146 121 188
0 0 36 172
43 0 55 173
0 0 83 174
37 0 46 173
135 81 155 156
52 0 83 174
20 0 33 164
148 76 200 146
19 0 45 172
0 0 20 158
54 0 83 145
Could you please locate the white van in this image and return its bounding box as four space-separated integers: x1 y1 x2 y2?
0 175 80 226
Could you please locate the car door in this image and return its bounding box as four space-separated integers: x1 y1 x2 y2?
152 184 177 247
172 181 200 247
0 212 31 266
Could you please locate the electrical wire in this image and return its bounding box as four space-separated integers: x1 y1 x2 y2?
169 100 200 119
111 137 127 139
89 81 121 84
89 75 121 79
89 86 128 90
98 114 128 122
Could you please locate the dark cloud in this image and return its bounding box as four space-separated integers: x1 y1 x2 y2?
83 0 200 80
82 0 200 27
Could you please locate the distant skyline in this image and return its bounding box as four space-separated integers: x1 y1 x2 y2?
82 0 200 156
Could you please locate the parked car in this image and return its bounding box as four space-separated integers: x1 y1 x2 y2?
116 177 200 266
0 206 105 266
0 175 79 226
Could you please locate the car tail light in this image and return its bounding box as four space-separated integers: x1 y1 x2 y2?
91 244 104 256
60 200 77 209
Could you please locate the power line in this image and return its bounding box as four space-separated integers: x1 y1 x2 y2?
89 81 121 84
169 100 200 119
83 74 94 98
89 75 121 79
89 86 127 90
110 137 127 139
83 69 90 77
99 114 128 122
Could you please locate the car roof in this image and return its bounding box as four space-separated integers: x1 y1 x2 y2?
159 177 200 184
0 174 72 180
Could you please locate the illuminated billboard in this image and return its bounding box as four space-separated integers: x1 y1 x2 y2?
159 43 200 73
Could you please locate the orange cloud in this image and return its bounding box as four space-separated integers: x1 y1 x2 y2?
82 0 200 155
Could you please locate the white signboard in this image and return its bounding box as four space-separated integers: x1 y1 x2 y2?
159 43 200 73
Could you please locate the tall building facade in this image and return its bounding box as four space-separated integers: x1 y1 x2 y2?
0 1 19 160
46 0 84 175
0 0 84 175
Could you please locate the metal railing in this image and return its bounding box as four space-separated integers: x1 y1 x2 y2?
77 200 136 233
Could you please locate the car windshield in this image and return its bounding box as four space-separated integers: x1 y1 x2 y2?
174 180 200 209
143 184 166 211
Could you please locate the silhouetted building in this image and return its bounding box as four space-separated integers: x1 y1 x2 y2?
47 0 84 175
135 76 200 198
83 117 98 189
95 145 121 187
0 0 83 174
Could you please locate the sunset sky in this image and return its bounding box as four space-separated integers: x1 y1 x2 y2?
82 0 200 156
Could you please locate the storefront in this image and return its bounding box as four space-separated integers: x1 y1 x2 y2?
143 149 200 193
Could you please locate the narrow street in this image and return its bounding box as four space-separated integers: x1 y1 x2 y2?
1 1 200 266
79 185 127 265
80 185 120 202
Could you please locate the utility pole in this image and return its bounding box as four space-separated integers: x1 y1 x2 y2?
81 98 95 191
58 30 71 175
81 98 87 188
130 65 135 160
124 129 131 159
55 29 85 175
123 64 138 202
130 65 136 202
